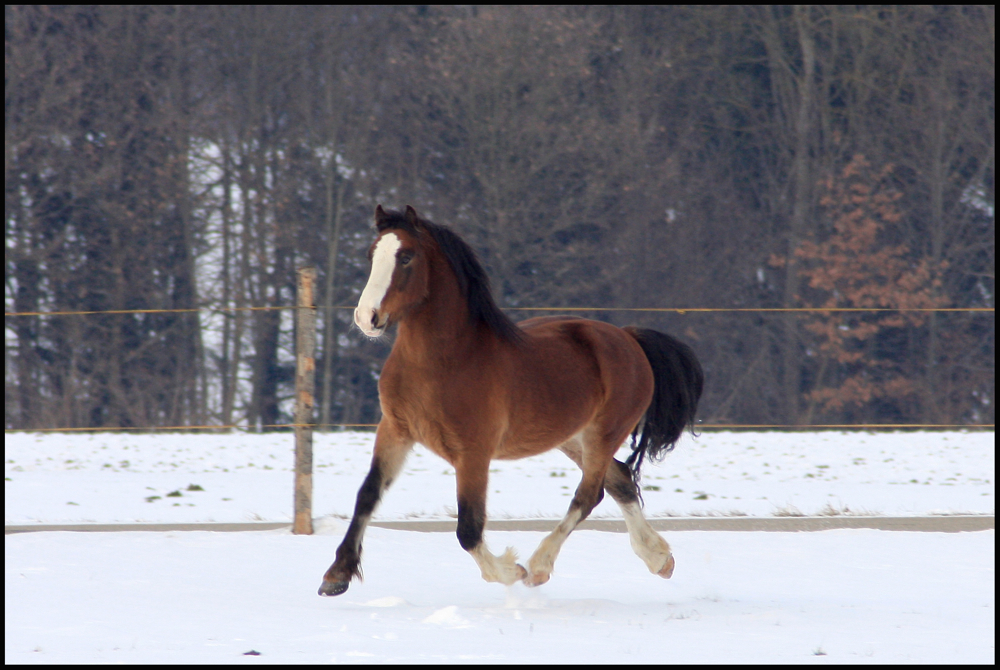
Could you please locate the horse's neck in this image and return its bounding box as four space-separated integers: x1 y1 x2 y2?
394 266 488 364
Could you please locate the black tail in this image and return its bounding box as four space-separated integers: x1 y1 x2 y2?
624 327 704 487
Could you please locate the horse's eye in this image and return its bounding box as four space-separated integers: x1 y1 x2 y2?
399 252 413 266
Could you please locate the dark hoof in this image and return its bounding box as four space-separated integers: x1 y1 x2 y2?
318 580 349 596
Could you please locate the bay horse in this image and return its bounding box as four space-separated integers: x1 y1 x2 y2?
319 205 703 596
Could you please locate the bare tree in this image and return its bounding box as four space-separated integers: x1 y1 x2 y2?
5 6 992 430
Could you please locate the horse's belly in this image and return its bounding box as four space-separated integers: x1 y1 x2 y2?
492 384 600 459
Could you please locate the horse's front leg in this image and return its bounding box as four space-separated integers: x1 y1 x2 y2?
318 422 412 596
455 454 527 585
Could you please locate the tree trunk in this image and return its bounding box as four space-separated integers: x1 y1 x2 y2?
780 6 817 424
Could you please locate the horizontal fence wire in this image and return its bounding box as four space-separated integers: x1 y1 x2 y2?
5 304 994 433
3 423 993 434
3 424 369 433
3 305 996 318
505 307 995 313
4 305 300 318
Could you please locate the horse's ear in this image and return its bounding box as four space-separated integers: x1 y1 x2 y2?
374 204 391 231
405 205 421 229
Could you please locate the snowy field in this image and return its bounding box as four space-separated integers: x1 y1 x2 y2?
5 430 996 663
4 430 995 524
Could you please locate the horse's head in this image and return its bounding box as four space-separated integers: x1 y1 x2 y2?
354 205 431 337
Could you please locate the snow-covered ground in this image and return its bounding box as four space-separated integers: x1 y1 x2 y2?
4 430 994 524
5 430 995 663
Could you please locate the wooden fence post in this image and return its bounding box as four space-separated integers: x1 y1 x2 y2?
293 267 317 535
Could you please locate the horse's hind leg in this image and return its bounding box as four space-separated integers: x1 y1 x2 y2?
558 442 674 579
604 459 675 578
318 422 413 596
455 452 527 585
524 431 611 587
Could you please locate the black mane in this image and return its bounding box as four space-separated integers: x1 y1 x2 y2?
376 208 523 344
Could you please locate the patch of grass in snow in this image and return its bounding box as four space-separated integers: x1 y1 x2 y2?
667 610 699 621
817 503 879 516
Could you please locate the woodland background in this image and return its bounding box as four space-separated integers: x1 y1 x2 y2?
5 6 994 431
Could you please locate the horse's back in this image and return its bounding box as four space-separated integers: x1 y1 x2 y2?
516 316 650 375
518 317 654 411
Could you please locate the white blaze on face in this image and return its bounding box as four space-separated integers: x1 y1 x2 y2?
355 232 402 336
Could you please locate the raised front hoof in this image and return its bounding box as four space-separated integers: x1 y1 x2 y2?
657 554 676 579
523 571 550 587
318 580 350 597
495 563 529 586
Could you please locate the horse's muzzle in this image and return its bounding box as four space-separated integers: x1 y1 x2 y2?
354 307 386 338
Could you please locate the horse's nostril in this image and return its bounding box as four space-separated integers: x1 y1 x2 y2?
371 309 379 328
